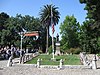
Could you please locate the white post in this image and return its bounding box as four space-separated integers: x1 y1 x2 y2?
7 56 13 67
92 54 97 70
37 58 40 68
59 59 63 69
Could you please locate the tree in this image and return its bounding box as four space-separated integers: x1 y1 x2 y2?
0 13 47 53
39 4 60 53
79 20 92 53
80 0 100 37
80 0 100 53
15 14 46 52
0 12 9 30
60 15 80 53
0 12 9 46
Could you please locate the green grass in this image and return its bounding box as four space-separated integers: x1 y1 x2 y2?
26 54 80 65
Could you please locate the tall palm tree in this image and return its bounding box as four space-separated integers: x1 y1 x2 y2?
40 4 60 53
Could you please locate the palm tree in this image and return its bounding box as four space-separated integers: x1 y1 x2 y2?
40 4 60 53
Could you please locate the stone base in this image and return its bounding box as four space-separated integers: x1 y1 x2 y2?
55 51 60 56
55 42 60 56
55 46 60 56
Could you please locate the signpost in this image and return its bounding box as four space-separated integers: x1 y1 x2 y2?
18 31 39 51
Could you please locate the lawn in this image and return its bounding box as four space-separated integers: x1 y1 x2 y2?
26 54 80 65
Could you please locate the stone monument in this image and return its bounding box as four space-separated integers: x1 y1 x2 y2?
55 34 61 55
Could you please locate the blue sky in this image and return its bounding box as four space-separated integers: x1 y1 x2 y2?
0 0 86 39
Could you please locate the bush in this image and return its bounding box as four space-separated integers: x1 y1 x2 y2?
97 53 100 56
67 48 82 54
38 50 42 54
48 46 52 54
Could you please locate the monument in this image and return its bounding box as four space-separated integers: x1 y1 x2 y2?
55 34 61 55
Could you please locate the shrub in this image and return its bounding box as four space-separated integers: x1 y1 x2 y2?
48 46 52 54
73 48 82 54
67 48 82 54
38 50 42 54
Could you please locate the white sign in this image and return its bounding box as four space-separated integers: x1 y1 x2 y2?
56 43 60 46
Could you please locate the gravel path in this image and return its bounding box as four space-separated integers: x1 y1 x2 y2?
0 65 100 75
0 58 100 75
0 60 8 68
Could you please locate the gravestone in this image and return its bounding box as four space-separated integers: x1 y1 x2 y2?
55 34 61 55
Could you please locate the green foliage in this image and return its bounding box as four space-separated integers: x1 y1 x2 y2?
80 0 100 53
60 42 68 53
0 12 9 30
40 4 60 26
67 48 82 54
80 0 100 37
0 12 47 52
48 45 52 54
79 20 92 53
48 44 56 54
79 20 100 53
60 15 80 52
97 53 100 56
0 12 9 45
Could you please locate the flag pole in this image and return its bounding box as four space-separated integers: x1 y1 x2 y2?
51 0 55 59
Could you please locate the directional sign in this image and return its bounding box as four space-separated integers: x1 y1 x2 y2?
24 31 39 36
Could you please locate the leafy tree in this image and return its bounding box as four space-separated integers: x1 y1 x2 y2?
80 0 100 38
0 13 47 52
39 4 60 53
15 14 46 52
0 12 9 30
0 12 9 46
60 15 80 53
79 20 92 53
80 0 100 53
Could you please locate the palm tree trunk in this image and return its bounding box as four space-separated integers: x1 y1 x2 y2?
46 26 49 53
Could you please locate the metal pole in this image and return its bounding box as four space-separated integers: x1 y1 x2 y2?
21 34 23 51
52 33 54 59
51 2 55 59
